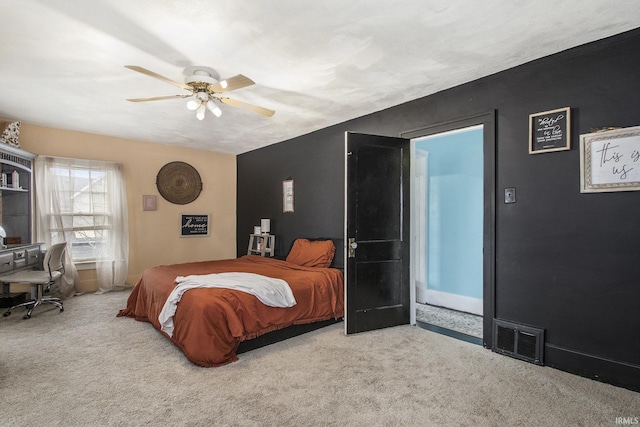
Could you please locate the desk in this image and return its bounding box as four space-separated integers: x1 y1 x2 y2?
0 243 42 307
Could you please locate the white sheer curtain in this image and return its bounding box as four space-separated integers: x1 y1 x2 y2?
35 156 129 294
95 160 129 293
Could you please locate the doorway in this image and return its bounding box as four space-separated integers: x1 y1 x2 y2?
403 112 496 348
413 126 483 342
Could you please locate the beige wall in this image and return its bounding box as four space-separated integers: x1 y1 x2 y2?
18 124 237 292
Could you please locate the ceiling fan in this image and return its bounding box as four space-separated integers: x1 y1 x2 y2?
125 65 275 120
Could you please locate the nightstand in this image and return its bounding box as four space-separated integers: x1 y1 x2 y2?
247 234 275 257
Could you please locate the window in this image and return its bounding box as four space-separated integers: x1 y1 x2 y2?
35 156 129 292
46 162 110 262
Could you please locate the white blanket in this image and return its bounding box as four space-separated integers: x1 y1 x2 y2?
159 272 297 337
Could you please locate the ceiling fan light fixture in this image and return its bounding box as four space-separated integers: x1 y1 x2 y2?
186 99 201 111
196 103 206 120
207 101 222 117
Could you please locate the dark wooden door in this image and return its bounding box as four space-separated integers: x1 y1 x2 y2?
345 132 410 334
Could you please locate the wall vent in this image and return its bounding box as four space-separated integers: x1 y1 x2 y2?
492 319 545 365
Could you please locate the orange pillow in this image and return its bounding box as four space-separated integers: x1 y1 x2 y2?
286 239 335 268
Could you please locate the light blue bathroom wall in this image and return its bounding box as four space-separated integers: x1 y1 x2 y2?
415 127 483 299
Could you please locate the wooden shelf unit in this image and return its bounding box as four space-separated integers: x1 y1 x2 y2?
247 234 275 257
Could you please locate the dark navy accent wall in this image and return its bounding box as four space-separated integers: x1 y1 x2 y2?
238 28 640 391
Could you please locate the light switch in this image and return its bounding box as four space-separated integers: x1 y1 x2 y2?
505 187 516 204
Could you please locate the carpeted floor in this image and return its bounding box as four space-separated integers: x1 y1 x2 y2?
1 290 638 426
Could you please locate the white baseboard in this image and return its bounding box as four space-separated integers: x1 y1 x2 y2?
423 288 483 316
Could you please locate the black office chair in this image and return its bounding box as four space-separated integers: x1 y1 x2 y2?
2 242 67 319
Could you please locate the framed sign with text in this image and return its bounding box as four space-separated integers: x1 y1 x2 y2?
180 213 209 237
580 126 640 193
529 107 571 154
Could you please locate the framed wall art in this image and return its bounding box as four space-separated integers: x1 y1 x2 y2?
282 179 294 213
142 195 157 211
156 161 202 204
180 213 210 237
529 107 571 154
580 125 640 193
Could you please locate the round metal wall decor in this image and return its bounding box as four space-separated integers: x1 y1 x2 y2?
156 161 202 205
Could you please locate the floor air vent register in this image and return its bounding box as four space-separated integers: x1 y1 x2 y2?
492 319 545 365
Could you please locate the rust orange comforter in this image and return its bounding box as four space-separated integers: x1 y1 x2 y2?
117 255 344 367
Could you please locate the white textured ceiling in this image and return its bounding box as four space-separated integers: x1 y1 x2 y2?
1 1 639 155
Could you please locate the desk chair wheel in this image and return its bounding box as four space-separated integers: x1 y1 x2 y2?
2 311 10 317
23 313 31 319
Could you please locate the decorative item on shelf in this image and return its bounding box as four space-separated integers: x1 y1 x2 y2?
0 120 21 148
260 218 270 234
529 107 570 154
0 225 6 249
11 170 19 189
156 161 202 204
0 173 6 187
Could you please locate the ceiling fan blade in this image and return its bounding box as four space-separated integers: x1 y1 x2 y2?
209 74 255 93
126 94 192 102
219 97 275 117
125 65 193 91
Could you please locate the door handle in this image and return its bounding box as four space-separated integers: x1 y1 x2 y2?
348 238 358 258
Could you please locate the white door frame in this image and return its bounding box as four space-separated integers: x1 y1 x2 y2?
409 148 428 325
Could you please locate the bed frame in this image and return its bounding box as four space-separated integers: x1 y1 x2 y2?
237 318 343 353
237 237 344 354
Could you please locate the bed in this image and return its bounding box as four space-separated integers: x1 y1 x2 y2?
117 238 344 367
